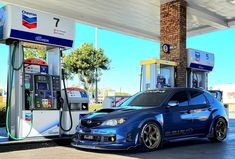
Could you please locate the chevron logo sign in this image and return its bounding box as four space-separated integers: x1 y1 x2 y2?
22 10 37 29
195 51 200 62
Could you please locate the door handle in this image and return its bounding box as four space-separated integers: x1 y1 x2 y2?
186 110 191 114
208 108 212 111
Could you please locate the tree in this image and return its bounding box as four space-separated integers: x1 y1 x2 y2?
23 42 47 60
63 43 110 92
24 48 46 60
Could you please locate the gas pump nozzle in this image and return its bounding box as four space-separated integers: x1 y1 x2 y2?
59 67 73 132
58 96 64 110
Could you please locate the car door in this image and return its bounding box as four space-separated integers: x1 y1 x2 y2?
163 90 193 138
189 90 211 135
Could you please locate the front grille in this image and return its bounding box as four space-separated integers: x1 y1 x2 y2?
79 134 116 142
81 119 102 128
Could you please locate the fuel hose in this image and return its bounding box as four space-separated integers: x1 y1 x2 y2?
5 42 33 140
59 58 73 132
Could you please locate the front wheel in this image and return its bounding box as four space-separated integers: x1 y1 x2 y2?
208 118 227 142
139 122 162 151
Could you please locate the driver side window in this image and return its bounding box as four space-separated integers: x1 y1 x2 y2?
169 91 189 107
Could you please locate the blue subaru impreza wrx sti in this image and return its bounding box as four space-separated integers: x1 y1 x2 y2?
71 88 228 151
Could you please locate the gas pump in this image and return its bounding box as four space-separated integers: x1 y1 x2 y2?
0 4 75 140
140 59 176 91
140 49 214 91
187 49 214 89
22 57 62 137
61 87 89 135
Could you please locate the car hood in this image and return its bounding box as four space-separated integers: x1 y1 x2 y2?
83 106 151 121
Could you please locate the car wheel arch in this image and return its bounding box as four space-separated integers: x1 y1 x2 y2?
136 120 163 144
214 116 228 128
138 117 163 128
213 116 228 126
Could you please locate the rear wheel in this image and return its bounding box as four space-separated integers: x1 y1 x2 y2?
139 122 162 151
209 118 227 142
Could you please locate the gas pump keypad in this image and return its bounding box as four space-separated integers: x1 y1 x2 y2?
52 76 61 91
34 75 52 109
51 76 61 109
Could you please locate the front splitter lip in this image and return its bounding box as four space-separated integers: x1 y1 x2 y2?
71 141 137 151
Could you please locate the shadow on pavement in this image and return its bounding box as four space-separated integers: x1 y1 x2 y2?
71 119 235 159
0 119 234 159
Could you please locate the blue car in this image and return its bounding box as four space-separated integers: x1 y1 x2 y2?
71 88 228 151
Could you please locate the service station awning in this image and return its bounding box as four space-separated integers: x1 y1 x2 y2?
1 0 235 42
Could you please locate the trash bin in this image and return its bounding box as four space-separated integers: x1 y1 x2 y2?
224 103 229 116
224 103 229 128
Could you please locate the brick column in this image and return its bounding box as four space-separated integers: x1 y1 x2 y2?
160 0 187 87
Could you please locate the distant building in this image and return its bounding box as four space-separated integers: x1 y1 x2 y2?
210 84 235 118
98 88 130 104
210 84 235 104
98 88 116 103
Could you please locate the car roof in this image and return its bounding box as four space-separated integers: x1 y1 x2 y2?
145 87 204 93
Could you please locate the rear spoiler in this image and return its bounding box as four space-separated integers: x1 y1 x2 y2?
208 90 223 102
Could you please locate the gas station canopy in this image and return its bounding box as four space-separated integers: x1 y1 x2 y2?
1 0 235 42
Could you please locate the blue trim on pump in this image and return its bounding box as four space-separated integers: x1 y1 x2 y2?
142 65 146 91
10 29 73 48
189 63 213 71
0 128 8 142
150 64 156 89
38 120 59 134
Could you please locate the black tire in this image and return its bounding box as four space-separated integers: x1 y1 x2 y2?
139 122 162 151
208 118 227 142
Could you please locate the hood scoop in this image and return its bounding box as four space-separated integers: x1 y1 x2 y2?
96 108 136 113
120 109 135 111
96 108 117 113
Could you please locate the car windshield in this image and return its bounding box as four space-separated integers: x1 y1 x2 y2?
121 90 168 107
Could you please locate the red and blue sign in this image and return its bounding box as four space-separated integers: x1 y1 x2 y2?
187 49 214 72
195 51 200 62
25 113 32 122
22 10 37 29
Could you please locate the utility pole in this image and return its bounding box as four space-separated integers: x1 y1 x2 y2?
95 27 98 104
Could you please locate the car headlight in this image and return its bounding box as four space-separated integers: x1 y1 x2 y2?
101 118 127 127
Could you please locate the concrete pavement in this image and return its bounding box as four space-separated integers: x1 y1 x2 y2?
0 119 234 159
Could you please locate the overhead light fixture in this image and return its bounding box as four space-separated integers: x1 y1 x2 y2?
227 0 235 5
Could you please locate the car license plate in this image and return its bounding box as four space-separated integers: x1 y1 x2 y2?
84 135 94 140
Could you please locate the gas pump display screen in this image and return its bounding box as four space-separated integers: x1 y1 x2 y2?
37 83 48 90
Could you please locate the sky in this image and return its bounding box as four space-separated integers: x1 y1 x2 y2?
0 4 235 94
70 24 235 94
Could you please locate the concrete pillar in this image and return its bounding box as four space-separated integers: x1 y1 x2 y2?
160 0 187 87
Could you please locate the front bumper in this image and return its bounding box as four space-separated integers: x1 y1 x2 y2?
71 126 139 150
71 141 136 150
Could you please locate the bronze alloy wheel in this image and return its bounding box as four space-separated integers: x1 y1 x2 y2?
141 122 161 150
209 118 227 142
215 118 227 141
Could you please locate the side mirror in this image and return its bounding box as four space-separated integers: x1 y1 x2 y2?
167 101 179 108
224 104 229 109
